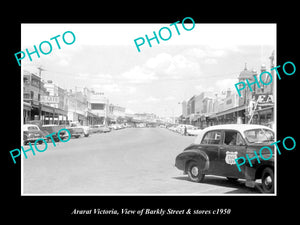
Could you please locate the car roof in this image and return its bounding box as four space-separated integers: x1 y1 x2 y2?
23 124 40 131
23 124 39 128
201 124 273 133
193 124 274 144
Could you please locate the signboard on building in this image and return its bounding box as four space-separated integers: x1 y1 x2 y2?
247 94 274 117
40 96 59 104
255 94 274 106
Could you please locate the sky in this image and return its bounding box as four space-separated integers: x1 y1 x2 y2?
21 23 276 117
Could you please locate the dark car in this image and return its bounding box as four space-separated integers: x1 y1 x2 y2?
23 124 47 145
175 124 275 193
41 125 69 142
66 127 84 138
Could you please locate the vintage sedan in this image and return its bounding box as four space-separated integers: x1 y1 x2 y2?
23 124 47 145
185 125 202 136
40 125 69 142
89 125 111 133
175 124 275 193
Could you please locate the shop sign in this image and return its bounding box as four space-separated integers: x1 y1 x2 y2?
40 96 59 104
255 94 274 106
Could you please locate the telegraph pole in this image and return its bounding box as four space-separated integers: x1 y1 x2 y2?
37 66 46 123
37 66 46 82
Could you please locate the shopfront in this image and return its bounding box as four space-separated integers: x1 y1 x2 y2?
23 102 32 123
250 94 274 127
40 104 68 125
86 111 102 125
251 106 274 127
208 105 247 125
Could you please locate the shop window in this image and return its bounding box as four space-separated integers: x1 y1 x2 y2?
24 93 30 99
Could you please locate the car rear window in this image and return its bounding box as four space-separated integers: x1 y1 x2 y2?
27 126 39 131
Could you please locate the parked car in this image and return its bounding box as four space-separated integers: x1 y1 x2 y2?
175 124 186 134
109 124 118 130
69 122 90 137
185 125 202 136
90 124 111 133
40 125 69 142
99 125 111 133
110 123 126 130
67 127 84 138
23 124 47 145
168 125 178 132
89 125 100 134
175 124 275 193
136 123 146 128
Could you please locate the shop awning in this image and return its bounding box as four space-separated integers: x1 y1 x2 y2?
41 104 67 116
54 107 67 116
209 105 247 119
255 106 274 115
86 111 99 118
41 104 54 114
23 102 32 111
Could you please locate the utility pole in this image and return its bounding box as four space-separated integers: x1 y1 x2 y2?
37 66 46 123
269 50 275 94
37 66 46 84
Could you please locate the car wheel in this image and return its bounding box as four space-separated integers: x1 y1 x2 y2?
187 161 205 183
261 167 274 193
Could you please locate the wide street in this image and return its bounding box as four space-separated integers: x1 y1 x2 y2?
22 127 261 195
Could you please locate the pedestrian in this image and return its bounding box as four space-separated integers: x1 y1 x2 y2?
184 126 187 136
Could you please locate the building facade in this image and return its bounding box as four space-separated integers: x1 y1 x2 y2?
108 104 126 123
89 91 109 125
42 80 68 125
23 71 48 123
23 70 115 126
181 51 275 129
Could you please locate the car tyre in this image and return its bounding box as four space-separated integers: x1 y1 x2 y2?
261 167 274 193
187 161 205 183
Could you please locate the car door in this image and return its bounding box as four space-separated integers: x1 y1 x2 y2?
218 130 247 178
199 130 222 174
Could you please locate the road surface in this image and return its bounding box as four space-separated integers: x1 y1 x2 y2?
22 127 261 195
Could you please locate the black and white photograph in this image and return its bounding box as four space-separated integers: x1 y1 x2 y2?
20 23 277 195
4 4 299 220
